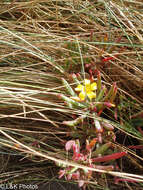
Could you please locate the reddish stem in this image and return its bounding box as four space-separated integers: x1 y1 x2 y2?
115 178 138 184
137 127 143 136
128 145 143 149
114 108 118 120
92 152 127 162
102 57 115 62
98 109 103 116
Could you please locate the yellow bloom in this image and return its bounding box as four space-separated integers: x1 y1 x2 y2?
74 79 97 101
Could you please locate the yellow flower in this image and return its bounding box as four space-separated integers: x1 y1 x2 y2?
74 79 97 101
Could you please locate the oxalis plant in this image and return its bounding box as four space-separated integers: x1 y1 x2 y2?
57 71 126 189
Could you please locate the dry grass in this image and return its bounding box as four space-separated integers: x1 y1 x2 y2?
0 0 143 189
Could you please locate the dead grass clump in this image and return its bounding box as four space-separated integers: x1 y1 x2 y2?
0 0 143 189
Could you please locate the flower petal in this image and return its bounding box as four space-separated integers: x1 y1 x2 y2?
75 84 84 91
85 85 91 93
87 91 96 100
74 79 97 102
91 82 97 90
84 79 90 85
79 91 86 100
84 79 91 92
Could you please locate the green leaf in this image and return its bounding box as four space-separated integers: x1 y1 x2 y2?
62 78 76 96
